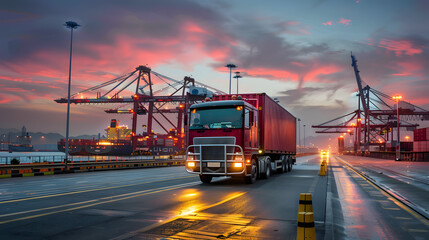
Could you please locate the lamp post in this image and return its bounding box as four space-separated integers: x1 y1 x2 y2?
393 95 402 161
233 71 242 94
298 118 301 147
64 21 80 165
225 64 237 94
303 124 306 147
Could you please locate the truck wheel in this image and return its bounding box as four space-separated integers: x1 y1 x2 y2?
282 160 288 173
245 160 257 184
262 163 271 179
287 159 293 172
199 174 212 184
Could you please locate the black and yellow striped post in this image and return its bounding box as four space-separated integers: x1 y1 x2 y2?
323 160 327 173
297 212 316 240
319 161 326 176
298 193 313 212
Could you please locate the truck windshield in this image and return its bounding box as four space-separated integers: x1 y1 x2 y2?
190 107 243 129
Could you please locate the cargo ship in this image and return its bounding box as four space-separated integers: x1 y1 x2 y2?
8 126 33 152
58 119 182 156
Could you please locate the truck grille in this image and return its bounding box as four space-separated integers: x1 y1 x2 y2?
193 137 236 161
202 146 224 160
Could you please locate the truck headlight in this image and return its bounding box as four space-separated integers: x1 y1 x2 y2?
233 162 243 168
187 161 195 167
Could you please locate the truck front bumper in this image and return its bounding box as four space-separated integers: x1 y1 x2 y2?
185 144 248 176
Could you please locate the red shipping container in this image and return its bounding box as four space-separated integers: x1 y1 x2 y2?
413 128 427 141
413 142 418 152
213 93 296 153
426 128 429 141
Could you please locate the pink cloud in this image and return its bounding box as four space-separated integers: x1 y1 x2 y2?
377 39 423 56
322 21 334 26
183 22 208 34
304 64 343 82
391 73 411 76
0 94 20 104
245 68 300 82
291 62 305 67
338 18 351 26
278 21 311 35
4 87 29 93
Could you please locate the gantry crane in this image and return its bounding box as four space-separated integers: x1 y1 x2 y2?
312 54 429 152
55 65 225 154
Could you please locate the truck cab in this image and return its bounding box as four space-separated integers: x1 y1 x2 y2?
185 100 258 183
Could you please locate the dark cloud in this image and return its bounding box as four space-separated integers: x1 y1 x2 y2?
0 0 428 135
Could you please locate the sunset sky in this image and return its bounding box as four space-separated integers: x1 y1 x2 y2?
1 0 428 142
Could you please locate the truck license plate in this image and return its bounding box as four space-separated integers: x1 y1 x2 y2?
207 162 220 167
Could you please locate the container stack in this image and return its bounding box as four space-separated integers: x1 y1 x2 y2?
413 127 429 152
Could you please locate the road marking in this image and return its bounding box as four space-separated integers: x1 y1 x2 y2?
408 229 428 233
0 175 196 204
110 192 247 240
0 181 200 225
336 156 429 226
393 216 412 220
382 207 401 211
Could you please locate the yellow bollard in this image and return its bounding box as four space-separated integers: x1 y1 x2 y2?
298 193 313 212
297 212 316 240
297 211 305 239
323 160 327 173
319 162 326 176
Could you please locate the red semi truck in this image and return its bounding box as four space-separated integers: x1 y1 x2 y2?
185 93 296 184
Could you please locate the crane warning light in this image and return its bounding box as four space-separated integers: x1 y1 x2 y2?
179 104 185 109
192 109 197 114
236 106 243 111
133 94 139 100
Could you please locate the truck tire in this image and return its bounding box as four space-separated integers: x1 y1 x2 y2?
279 159 287 174
262 162 271 179
287 159 293 172
245 159 257 184
199 174 212 184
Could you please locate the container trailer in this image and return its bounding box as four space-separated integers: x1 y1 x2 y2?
185 93 296 184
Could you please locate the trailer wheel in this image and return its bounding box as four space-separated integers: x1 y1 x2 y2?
245 159 257 184
262 162 271 179
287 159 293 172
199 174 212 184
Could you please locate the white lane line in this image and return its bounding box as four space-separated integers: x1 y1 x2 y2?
0 181 201 224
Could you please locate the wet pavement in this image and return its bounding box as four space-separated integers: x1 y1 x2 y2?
330 155 429 240
0 155 428 239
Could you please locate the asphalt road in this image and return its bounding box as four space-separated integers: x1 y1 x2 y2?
1 155 428 239
329 155 429 240
0 155 327 239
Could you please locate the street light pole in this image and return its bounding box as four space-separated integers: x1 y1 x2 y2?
298 118 301 147
225 64 236 94
64 21 80 165
234 71 242 94
303 124 306 148
393 95 402 160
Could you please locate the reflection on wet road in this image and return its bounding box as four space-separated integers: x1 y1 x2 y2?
1 155 428 239
0 156 327 239
331 156 429 240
